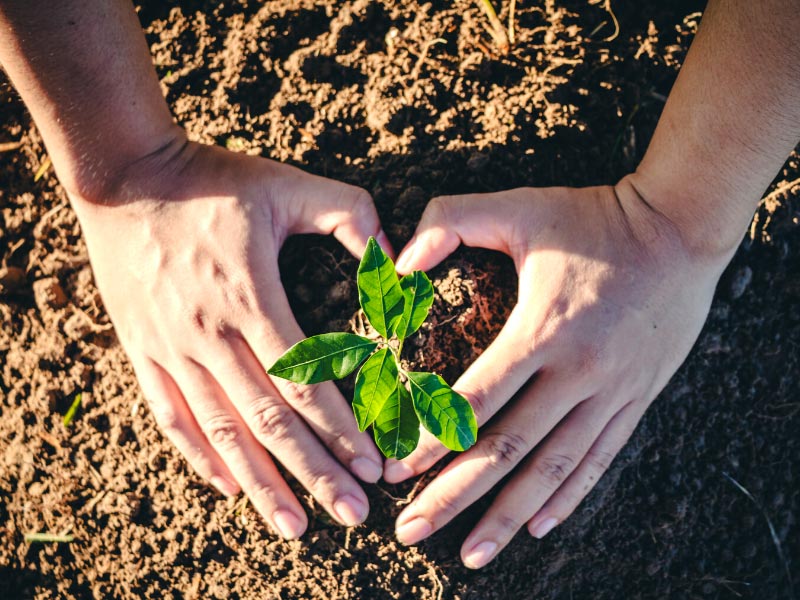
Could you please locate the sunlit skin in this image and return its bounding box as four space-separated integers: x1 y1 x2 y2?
385 0 800 568
0 0 394 539
2 0 799 569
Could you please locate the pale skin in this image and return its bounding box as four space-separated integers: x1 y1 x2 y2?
0 0 393 538
386 0 800 568
1 0 798 570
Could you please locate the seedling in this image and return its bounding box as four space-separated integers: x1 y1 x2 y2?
62 391 82 427
268 237 478 460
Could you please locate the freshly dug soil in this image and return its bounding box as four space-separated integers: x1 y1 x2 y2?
2 1 798 598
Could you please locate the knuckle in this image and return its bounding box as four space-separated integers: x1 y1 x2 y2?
496 514 523 535
150 402 181 435
535 453 576 487
324 429 357 460
304 467 339 499
481 431 528 470
350 188 374 214
462 384 490 421
431 491 462 519
283 381 321 410
425 196 451 225
344 187 378 230
189 307 209 335
250 397 298 443
246 481 278 511
585 447 615 473
203 414 244 450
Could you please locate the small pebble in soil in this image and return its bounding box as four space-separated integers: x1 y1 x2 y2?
63 310 94 340
0 265 25 293
729 265 753 299
32 276 68 310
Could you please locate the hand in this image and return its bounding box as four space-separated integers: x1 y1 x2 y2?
71 140 390 538
385 180 729 567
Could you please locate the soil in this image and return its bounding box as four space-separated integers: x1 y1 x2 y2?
1 0 799 598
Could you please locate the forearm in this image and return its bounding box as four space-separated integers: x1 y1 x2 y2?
0 0 181 201
623 0 800 260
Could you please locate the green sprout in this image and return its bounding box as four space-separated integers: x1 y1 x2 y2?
62 391 82 427
268 237 478 460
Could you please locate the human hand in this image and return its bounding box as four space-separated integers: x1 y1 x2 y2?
384 180 730 567
71 140 390 538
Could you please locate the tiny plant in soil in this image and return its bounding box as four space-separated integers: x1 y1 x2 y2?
268 237 478 460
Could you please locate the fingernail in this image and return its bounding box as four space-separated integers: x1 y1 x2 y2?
530 516 558 539
209 475 239 497
351 457 383 483
333 494 369 526
396 516 432 545
383 459 415 483
463 541 498 569
272 509 304 539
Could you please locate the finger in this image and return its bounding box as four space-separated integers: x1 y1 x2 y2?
243 272 384 484
204 334 372 527
393 372 589 546
273 166 394 259
131 356 240 497
384 306 551 482
458 397 620 569
395 191 525 274
172 359 308 539
525 399 646 539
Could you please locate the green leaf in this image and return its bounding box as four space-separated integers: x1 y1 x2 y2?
352 348 398 431
373 380 420 460
407 372 477 452
357 236 405 339
268 333 378 384
396 270 434 341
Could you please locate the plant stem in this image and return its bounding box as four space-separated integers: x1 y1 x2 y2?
388 342 408 380
476 0 510 53
508 0 517 45
25 532 74 543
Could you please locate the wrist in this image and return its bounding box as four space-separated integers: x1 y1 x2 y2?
616 170 749 267
66 125 193 209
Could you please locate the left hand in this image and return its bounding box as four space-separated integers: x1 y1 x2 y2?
383 180 730 568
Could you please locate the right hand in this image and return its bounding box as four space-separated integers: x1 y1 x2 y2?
385 180 728 567
71 139 390 538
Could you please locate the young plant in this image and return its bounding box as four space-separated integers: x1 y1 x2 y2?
268 237 478 460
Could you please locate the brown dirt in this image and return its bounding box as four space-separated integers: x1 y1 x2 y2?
2 1 798 598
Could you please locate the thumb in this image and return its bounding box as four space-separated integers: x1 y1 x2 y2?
395 191 523 274
274 166 394 260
